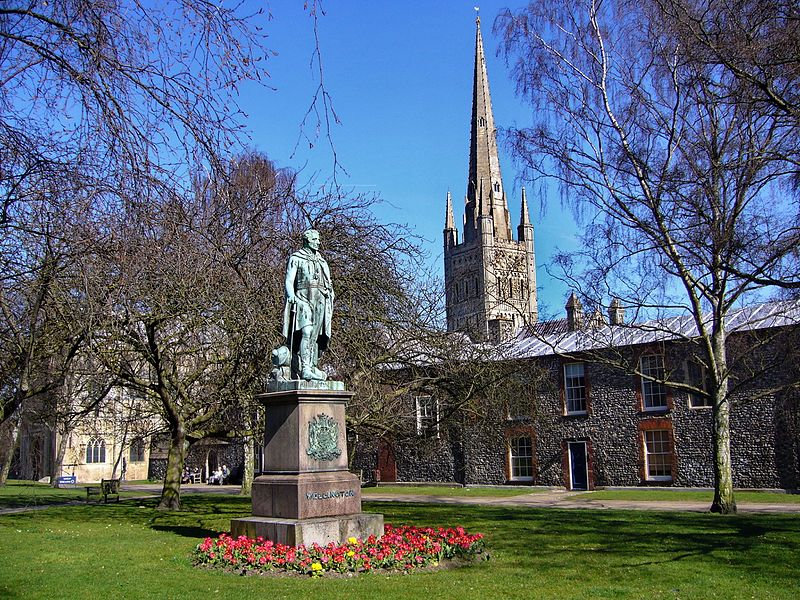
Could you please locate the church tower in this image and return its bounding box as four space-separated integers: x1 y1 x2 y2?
444 16 538 341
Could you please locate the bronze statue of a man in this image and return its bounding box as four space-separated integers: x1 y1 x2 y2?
282 229 334 380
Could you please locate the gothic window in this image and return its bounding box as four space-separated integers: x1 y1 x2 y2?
129 438 146 462
86 437 106 464
479 117 486 127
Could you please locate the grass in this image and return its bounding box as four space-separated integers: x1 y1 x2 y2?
1 491 799 599
362 485 540 498
0 480 150 509
573 489 800 504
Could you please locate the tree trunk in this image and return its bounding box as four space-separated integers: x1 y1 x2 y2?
0 408 23 486
50 426 72 487
710 327 736 514
239 433 254 496
111 422 129 481
157 426 186 510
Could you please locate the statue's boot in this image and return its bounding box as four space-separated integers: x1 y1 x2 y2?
299 343 327 381
301 365 327 381
306 366 328 381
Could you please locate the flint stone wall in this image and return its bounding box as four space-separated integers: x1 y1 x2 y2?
355 334 800 490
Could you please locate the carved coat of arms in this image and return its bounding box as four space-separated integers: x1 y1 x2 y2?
306 413 341 461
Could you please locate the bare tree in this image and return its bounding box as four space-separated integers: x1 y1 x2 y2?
88 151 431 509
652 0 800 124
498 0 800 513
0 0 277 485
0 174 94 481
83 153 297 509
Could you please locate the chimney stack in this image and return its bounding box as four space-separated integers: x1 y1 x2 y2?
608 298 625 325
565 292 583 331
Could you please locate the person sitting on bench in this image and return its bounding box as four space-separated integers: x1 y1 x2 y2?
208 467 223 485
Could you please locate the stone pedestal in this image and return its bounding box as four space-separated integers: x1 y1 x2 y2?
231 385 383 546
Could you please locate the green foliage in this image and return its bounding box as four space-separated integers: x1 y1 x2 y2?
1 493 799 598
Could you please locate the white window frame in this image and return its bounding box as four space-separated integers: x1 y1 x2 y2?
564 362 587 414
643 430 673 481
415 396 439 438
508 436 533 482
640 355 667 410
685 360 712 409
86 437 106 464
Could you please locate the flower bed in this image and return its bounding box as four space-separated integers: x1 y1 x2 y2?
193 524 486 577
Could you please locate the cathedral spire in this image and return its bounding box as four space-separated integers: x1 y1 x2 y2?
520 187 531 226
445 190 455 230
444 190 458 250
443 15 538 337
466 14 511 242
518 187 533 242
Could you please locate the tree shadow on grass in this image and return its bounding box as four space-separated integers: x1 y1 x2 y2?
177 494 252 515
0 492 84 509
143 495 253 539
368 501 800 584
151 524 219 539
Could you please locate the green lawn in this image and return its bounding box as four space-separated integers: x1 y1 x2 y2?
0 480 149 509
573 489 800 504
1 493 799 599
363 485 540 498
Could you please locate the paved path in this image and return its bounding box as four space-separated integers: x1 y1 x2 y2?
361 489 800 514
2 484 799 515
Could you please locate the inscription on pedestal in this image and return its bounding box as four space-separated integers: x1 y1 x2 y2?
305 489 356 500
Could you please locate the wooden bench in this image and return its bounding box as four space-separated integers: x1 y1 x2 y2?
85 478 121 503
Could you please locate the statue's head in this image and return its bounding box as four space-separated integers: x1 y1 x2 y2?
302 229 321 251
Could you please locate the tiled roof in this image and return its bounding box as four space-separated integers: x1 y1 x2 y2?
502 300 800 359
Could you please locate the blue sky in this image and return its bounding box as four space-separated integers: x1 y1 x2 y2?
238 1 577 317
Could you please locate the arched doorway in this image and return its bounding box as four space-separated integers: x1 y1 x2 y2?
205 448 219 482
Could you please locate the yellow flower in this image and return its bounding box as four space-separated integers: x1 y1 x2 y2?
311 562 322 572
347 550 355 558
347 536 358 545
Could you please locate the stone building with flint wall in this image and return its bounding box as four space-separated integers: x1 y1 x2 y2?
353 17 800 491
356 299 800 490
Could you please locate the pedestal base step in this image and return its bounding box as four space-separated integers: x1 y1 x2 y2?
230 512 384 547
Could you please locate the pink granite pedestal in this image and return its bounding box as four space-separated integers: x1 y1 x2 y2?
231 385 383 546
